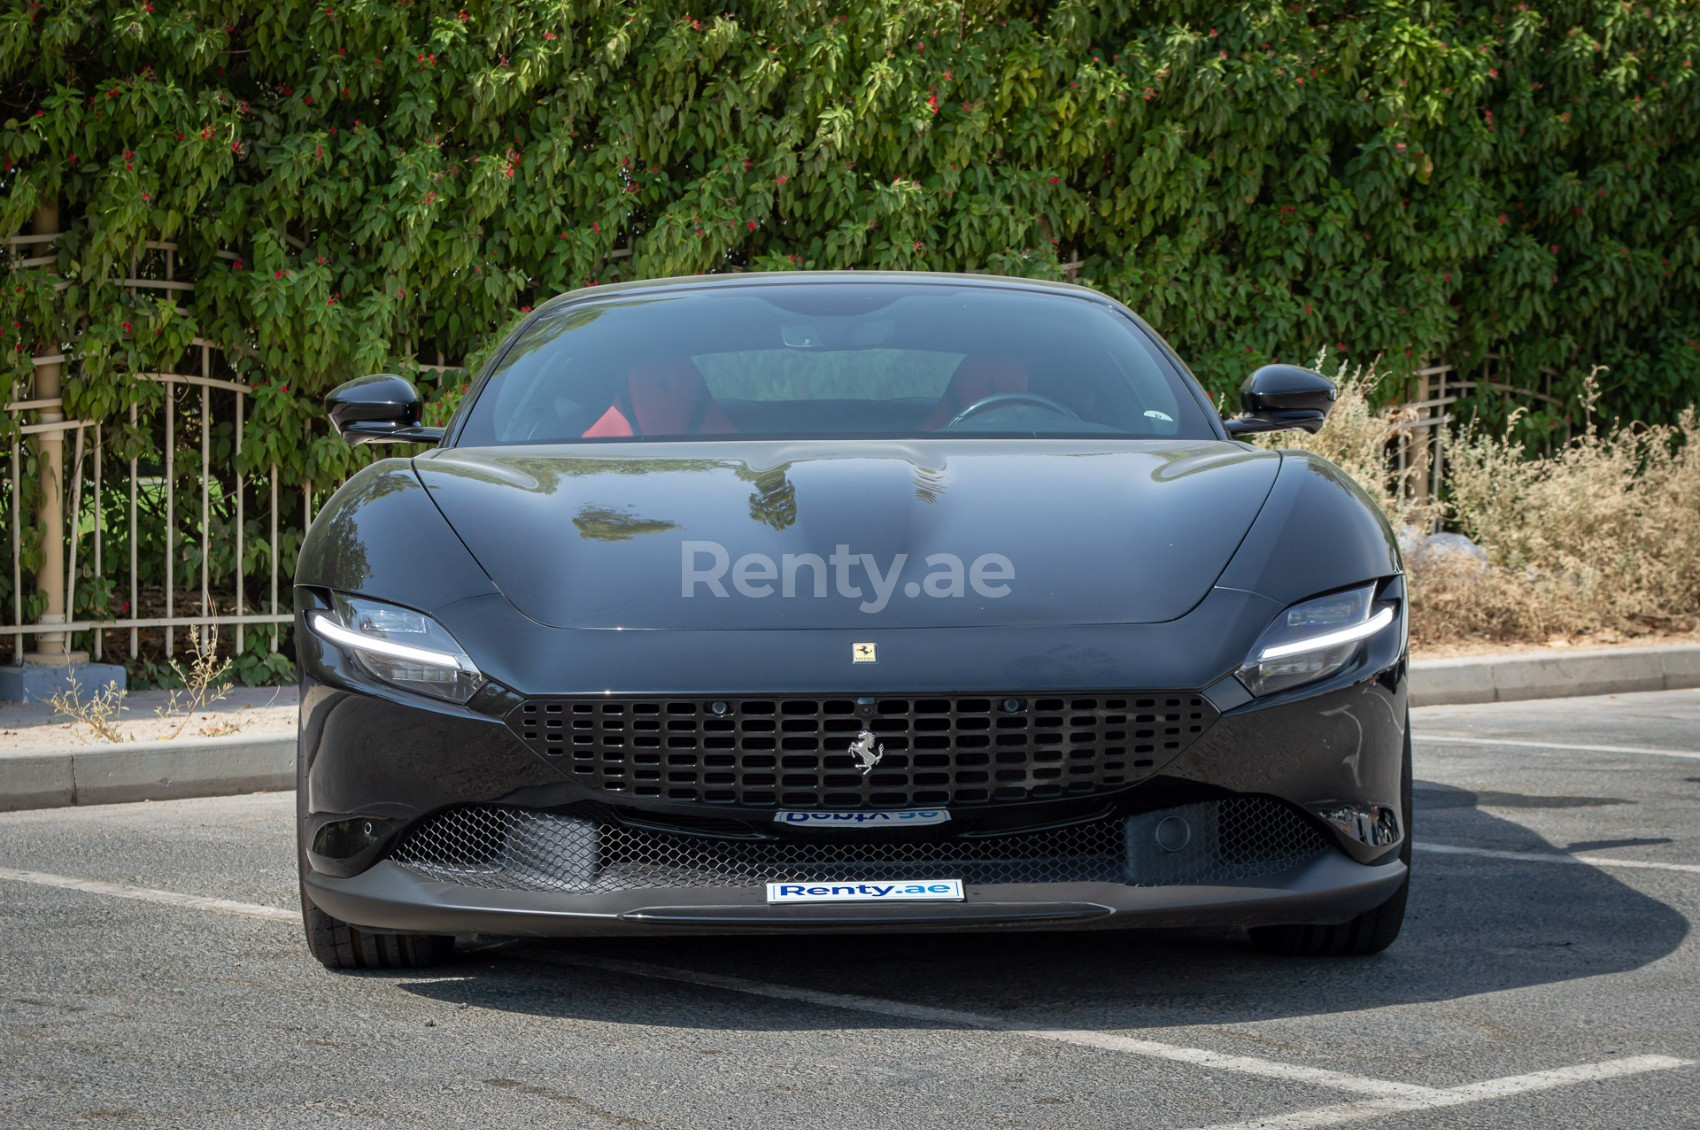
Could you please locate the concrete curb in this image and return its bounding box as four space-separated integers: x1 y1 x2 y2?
2 644 1697 812
1407 643 1700 707
0 733 293 813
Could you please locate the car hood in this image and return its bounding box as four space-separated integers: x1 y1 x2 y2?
413 440 1280 630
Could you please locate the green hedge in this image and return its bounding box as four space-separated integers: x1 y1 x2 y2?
4 0 1698 463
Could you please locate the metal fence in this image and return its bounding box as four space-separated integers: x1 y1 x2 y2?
3 231 303 669
1393 360 1573 504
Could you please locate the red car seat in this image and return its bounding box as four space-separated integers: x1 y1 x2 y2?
582 359 737 437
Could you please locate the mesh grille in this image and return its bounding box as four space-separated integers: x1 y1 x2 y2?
507 694 1218 808
388 798 1330 893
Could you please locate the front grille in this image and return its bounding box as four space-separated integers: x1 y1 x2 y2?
507 694 1218 808
388 798 1330 893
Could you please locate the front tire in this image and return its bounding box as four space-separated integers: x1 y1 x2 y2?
300 882 455 969
1248 719 1412 957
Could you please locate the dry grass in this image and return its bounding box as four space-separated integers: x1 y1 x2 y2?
47 629 237 743
1265 358 1700 649
153 629 235 740
46 671 128 743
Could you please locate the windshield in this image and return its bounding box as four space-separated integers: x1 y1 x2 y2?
452 282 1218 445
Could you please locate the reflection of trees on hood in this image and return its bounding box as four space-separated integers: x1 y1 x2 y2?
431 454 741 494
431 452 801 531
912 464 945 505
572 505 681 542
742 464 797 531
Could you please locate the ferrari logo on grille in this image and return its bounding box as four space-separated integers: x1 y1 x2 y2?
849 730 885 776
852 642 876 662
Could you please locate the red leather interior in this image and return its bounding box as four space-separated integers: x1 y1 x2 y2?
582 404 634 437
581 359 736 437
921 356 1031 429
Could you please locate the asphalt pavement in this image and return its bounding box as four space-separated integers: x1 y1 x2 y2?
1 689 1697 1128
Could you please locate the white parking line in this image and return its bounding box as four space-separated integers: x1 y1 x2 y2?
529 952 1692 1121
1188 1055 1693 1129
0 866 297 922
1417 842 1700 875
3 865 1692 1121
1417 733 1700 761
529 952 1435 1098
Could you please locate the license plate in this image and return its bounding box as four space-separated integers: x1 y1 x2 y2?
766 879 965 905
773 809 950 828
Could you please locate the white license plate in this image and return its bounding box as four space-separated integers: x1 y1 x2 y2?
773 809 950 828
766 879 965 905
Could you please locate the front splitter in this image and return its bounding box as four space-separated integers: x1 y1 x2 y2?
304 853 1406 938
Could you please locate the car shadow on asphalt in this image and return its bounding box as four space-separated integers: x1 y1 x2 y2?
394 784 1688 1030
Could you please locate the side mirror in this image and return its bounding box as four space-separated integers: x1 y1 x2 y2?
325 374 445 446
1224 365 1337 437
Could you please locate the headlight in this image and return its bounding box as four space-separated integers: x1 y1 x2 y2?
1236 583 1398 697
307 593 485 703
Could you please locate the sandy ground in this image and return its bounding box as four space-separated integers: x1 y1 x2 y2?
0 686 298 752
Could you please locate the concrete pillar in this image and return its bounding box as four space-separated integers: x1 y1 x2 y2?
25 200 76 663
1 200 127 700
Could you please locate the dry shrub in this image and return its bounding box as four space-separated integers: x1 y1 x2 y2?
1433 383 1700 645
47 671 128 744
1261 360 1700 648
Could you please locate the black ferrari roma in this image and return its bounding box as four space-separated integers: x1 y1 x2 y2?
296 272 1410 968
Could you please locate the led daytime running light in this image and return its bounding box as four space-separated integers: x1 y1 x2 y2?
1256 606 1396 662
308 611 474 671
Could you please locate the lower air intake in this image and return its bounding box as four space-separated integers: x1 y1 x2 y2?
388 797 1331 893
